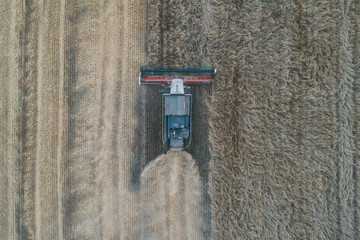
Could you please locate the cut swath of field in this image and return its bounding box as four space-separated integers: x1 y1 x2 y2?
207 0 360 239
144 0 213 236
0 1 22 239
138 151 203 240
0 0 146 239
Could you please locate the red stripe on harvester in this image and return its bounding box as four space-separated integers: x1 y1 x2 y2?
141 77 213 82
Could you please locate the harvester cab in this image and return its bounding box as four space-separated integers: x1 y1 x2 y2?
139 66 216 154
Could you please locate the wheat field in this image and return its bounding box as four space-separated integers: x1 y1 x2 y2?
1 0 359 239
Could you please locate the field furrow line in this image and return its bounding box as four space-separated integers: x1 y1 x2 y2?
1 1 23 239
117 0 128 237
95 0 106 238
56 0 66 239
350 1 360 235
95 0 123 238
35 0 65 238
335 0 356 237
0 0 10 236
20 0 40 238
63 0 102 238
63 1 74 237
34 0 44 237
114 0 147 238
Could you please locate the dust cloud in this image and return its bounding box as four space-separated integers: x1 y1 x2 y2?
138 151 204 240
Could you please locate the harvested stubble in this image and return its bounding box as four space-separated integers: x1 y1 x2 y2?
0 0 147 239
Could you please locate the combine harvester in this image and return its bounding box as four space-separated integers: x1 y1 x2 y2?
139 66 216 154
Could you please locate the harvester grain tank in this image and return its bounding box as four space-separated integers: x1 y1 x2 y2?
139 66 216 154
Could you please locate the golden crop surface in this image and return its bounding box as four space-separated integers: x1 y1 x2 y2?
1 0 359 239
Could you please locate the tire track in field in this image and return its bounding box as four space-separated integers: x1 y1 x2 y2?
56 1 66 239
63 1 102 238
0 1 23 239
116 1 147 238
20 1 40 238
0 0 10 238
95 0 115 238
139 151 203 240
2 0 146 238
34 1 44 236
34 0 66 238
95 1 125 238
0 1 11 234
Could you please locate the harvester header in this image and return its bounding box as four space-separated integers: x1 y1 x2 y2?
139 66 216 85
